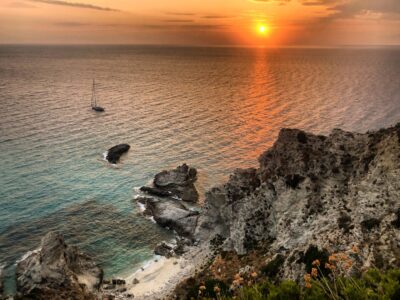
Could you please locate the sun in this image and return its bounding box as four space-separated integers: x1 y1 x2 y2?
257 24 269 36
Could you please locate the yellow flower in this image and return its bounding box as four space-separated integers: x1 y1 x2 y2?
306 282 312 289
311 268 318 278
251 272 258 278
312 259 320 267
329 254 337 263
304 273 311 283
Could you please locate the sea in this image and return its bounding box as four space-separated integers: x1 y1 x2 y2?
0 45 399 292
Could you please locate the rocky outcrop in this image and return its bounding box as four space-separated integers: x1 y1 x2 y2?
16 231 103 299
154 238 193 258
196 123 400 281
139 196 199 238
141 164 199 202
154 242 176 258
106 144 130 164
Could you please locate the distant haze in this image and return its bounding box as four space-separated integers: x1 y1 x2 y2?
0 0 399 46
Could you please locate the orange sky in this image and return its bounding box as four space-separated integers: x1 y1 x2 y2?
0 0 399 46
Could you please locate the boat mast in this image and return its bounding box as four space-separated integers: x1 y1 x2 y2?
91 79 97 107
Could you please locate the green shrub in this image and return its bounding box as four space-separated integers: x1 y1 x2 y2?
195 268 400 300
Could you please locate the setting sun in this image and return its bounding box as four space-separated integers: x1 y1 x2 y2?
257 24 269 36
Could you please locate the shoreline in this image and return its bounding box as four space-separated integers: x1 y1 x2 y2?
118 243 211 299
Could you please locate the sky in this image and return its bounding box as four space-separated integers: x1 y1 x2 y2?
0 0 399 46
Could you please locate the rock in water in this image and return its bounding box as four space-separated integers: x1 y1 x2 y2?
142 164 199 202
196 123 400 280
106 144 130 164
140 197 199 238
16 231 103 299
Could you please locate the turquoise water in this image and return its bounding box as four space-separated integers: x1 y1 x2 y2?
0 46 399 291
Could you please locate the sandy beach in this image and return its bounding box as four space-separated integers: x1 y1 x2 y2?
122 244 211 300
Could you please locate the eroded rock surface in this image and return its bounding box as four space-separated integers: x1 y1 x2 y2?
196 123 400 280
140 197 199 238
16 231 103 299
142 164 199 202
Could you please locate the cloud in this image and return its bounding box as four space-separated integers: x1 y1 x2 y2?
28 0 120 12
300 0 339 6
164 12 196 16
53 21 89 26
201 15 232 19
7 1 36 8
299 0 400 18
250 0 291 4
163 19 194 23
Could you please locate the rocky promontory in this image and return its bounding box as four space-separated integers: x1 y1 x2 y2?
140 164 199 202
194 123 400 281
15 232 103 299
7 123 400 299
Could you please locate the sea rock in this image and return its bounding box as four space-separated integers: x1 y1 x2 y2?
140 197 199 238
139 186 172 197
142 164 199 202
106 144 130 164
196 123 400 281
16 231 103 299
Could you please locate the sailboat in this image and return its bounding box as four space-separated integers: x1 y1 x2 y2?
91 79 105 112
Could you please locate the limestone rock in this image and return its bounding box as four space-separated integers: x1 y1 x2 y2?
141 197 199 238
196 123 400 280
16 231 103 299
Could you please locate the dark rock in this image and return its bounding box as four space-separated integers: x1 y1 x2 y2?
144 164 199 202
139 186 172 197
16 231 103 299
111 279 125 285
144 197 199 238
297 131 308 144
361 218 381 231
132 278 139 284
338 213 352 233
299 245 330 277
392 209 400 228
106 144 130 164
261 254 285 279
285 174 305 189
154 242 174 258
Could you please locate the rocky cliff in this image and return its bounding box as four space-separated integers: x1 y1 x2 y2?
15 232 103 300
195 123 400 280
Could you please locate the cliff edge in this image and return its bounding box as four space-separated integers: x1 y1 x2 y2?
195 123 400 281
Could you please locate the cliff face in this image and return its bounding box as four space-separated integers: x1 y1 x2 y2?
196 124 400 280
16 232 103 300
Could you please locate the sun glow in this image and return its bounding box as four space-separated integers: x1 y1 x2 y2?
257 24 269 36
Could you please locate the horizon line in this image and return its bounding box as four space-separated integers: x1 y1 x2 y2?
1 43 400 49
